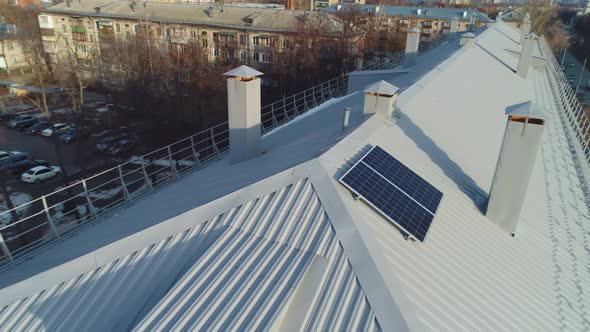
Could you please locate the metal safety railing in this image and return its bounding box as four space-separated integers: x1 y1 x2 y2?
540 36 590 164
0 30 455 268
260 75 349 133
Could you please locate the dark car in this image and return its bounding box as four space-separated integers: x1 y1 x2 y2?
105 139 135 156
58 128 85 143
0 113 16 122
0 152 32 169
96 134 129 152
15 118 38 131
2 159 49 177
26 121 51 135
7 115 35 128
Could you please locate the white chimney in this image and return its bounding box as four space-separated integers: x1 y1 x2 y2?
516 33 539 79
363 80 400 119
487 101 552 235
468 13 475 30
404 27 421 67
459 32 475 46
416 8 422 15
224 65 263 164
520 12 531 45
462 10 468 18
450 17 459 33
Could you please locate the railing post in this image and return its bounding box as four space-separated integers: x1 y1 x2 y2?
41 195 60 238
168 145 178 176
82 179 98 219
210 127 219 155
292 95 297 115
141 159 153 190
271 104 278 127
117 165 130 200
312 86 318 107
0 231 13 262
190 136 201 166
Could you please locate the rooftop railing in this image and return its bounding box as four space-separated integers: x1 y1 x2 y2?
0 31 449 268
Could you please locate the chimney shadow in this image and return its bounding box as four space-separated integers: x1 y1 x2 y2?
398 116 488 213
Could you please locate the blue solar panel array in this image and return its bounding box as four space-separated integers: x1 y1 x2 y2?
340 146 443 242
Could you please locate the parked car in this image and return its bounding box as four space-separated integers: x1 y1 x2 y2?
58 128 85 143
15 118 38 131
7 115 34 128
567 63 574 67
26 121 51 135
0 113 16 122
0 151 13 160
0 152 32 169
105 139 136 156
21 166 62 183
96 134 129 152
41 123 70 137
3 159 49 177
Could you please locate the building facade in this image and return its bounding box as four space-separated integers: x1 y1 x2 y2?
327 5 491 39
39 0 343 85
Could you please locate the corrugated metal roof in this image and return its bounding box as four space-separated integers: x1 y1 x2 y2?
325 5 491 22
0 178 381 331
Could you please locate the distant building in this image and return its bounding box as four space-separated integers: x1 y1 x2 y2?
0 19 29 77
38 0 345 85
326 5 491 39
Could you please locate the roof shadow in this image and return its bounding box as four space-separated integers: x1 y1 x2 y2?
398 116 488 214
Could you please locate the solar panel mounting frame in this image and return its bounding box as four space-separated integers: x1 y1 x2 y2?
339 145 442 242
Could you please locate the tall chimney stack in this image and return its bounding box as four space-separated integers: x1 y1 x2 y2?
468 13 475 31
450 17 459 33
459 32 475 46
520 12 531 45
224 65 263 164
363 80 400 119
487 101 552 235
404 27 421 67
516 33 538 79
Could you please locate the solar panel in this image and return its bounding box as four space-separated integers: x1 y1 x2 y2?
339 146 442 242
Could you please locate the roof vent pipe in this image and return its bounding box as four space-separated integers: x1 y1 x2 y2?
450 17 459 33
516 33 539 79
404 27 421 67
459 32 475 46
520 12 531 45
224 65 264 164
487 101 552 235
363 80 400 119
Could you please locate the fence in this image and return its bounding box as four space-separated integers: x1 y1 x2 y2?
0 30 453 268
540 36 590 164
363 32 450 71
0 76 352 267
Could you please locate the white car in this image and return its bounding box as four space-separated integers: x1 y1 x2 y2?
0 151 12 160
41 123 70 137
21 166 62 183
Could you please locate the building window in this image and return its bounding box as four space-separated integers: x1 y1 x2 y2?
253 36 259 45
240 51 246 61
124 24 129 28
253 52 260 62
283 39 290 48
10 55 16 64
62 24 67 32
40 16 49 24
191 30 197 39
115 23 120 32
262 53 272 63
125 31 131 40
78 45 87 52
201 31 207 36
89 34 94 42
240 34 246 45
156 27 162 36
213 33 219 42
214 48 219 57
202 39 208 48
87 20 93 29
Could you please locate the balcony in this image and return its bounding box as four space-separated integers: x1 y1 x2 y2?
169 35 189 44
422 21 433 28
71 26 87 33
215 40 237 49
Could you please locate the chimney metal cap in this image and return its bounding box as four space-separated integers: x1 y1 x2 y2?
364 80 399 96
505 101 552 121
224 65 263 79
408 27 421 34
462 32 476 38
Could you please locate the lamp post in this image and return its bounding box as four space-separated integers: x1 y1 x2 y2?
575 55 589 96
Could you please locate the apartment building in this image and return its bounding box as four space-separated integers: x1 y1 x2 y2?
0 20 29 78
326 5 491 39
38 0 343 83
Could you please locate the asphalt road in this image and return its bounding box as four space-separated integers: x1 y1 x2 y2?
0 124 107 198
560 51 590 103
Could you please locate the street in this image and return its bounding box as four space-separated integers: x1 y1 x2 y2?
560 51 590 103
